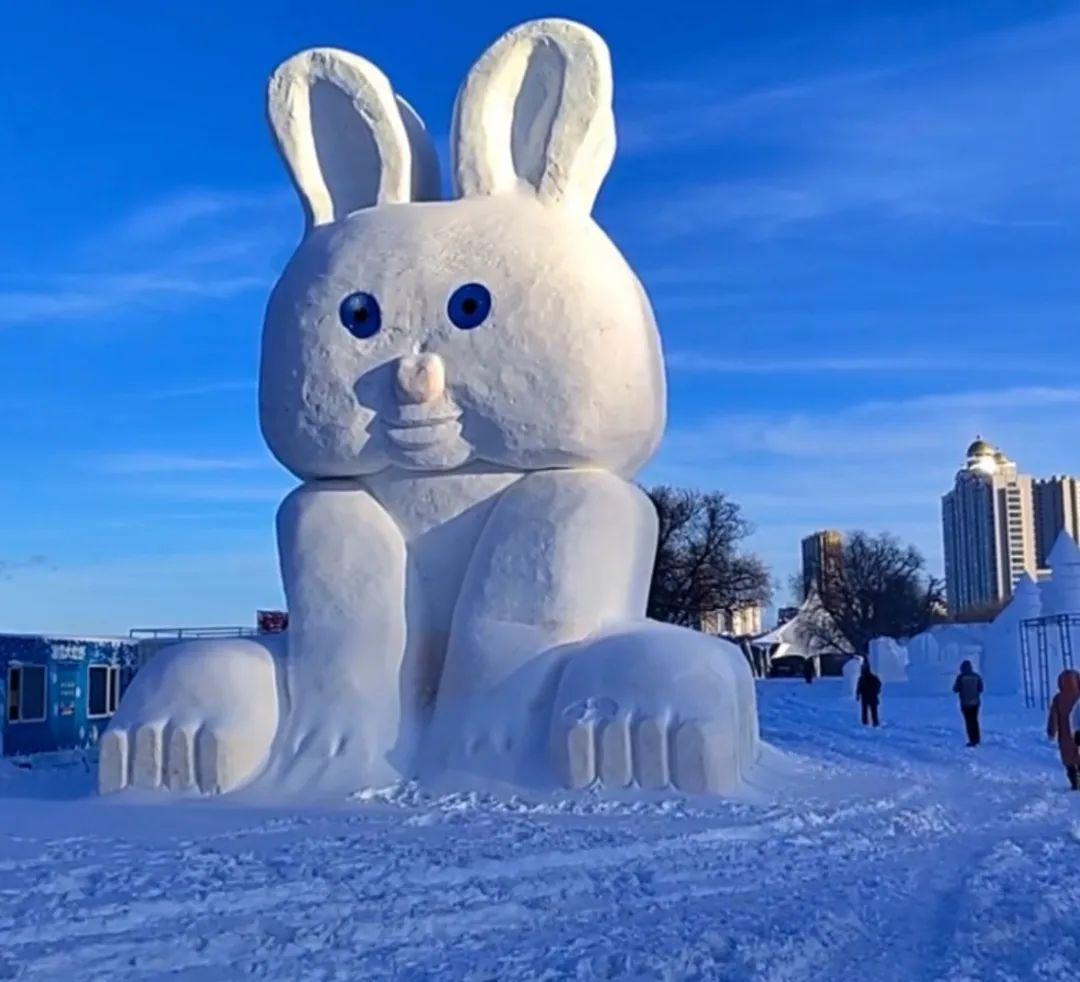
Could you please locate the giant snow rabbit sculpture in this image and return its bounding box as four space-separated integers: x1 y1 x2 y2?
100 19 761 798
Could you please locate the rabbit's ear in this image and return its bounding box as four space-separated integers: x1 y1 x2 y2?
396 96 442 203
452 19 615 214
268 48 439 228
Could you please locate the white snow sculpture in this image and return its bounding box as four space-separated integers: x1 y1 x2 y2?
904 625 986 695
100 19 761 798
868 637 909 683
982 574 1040 696
1041 532 1080 616
841 655 862 698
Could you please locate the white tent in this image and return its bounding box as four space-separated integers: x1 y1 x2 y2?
749 590 835 676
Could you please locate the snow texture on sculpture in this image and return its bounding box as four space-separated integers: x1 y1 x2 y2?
841 655 863 699
869 637 909 683
99 18 762 799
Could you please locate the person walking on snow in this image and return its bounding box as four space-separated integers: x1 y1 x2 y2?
952 659 984 747
1047 669 1080 791
856 662 882 727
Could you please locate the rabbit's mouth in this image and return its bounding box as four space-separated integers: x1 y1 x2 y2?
384 414 463 450
379 385 472 469
382 399 469 459
381 411 472 472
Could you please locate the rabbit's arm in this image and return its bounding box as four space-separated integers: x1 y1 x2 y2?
437 469 656 701
276 480 408 694
258 481 420 788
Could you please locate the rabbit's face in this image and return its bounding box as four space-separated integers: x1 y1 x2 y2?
261 195 662 478
262 21 664 480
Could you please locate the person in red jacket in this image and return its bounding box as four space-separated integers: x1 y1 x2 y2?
1047 669 1080 791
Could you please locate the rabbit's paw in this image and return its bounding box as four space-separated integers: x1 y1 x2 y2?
254 704 410 793
99 638 280 795
549 624 758 795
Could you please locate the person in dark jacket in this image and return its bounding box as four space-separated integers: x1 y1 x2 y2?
803 657 815 684
855 662 882 726
952 659 984 747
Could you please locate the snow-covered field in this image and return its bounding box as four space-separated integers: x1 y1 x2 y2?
2 680 1078 981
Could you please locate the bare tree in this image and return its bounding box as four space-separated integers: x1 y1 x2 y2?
798 531 945 656
646 486 772 629
946 599 1006 624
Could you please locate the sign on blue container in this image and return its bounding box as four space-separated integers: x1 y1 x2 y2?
0 635 139 757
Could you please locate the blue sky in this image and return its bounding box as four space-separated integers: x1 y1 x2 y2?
4 0 1080 634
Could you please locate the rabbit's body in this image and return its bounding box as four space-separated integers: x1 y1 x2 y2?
99 18 763 800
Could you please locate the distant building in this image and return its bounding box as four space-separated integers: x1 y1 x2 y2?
801 530 843 605
1033 476 1080 569
942 438 1038 615
699 605 763 638
1 635 138 757
1 612 290 759
776 606 800 626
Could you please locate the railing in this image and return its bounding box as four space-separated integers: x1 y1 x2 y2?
128 626 255 640
1020 613 1079 709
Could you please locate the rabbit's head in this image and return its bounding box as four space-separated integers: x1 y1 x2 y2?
260 19 665 480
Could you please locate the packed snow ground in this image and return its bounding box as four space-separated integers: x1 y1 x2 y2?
2 680 1078 981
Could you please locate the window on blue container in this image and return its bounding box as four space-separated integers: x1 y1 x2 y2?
88 665 120 718
6 665 46 723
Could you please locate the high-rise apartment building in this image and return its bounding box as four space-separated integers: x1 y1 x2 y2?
801 530 844 604
1033 476 1080 569
941 438 1037 615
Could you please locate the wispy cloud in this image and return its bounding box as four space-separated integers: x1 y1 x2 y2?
0 188 293 328
665 386 1080 462
664 352 1067 376
2 273 265 324
0 556 56 581
859 387 1080 414
126 482 288 503
0 548 281 636
98 453 268 474
653 383 1080 594
95 188 288 247
91 452 290 505
620 10 1080 236
133 379 254 400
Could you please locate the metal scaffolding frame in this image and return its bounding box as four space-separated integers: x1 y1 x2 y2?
1020 613 1079 709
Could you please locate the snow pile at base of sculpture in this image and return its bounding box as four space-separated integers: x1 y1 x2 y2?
869 530 1080 698
99 19 763 799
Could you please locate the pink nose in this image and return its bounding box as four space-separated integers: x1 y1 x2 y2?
395 353 445 404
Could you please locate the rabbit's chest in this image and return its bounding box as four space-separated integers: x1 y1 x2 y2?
365 468 522 612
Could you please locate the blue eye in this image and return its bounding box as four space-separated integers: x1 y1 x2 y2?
339 291 381 339
447 283 491 330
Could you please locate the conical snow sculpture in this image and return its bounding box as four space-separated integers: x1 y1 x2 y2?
982 573 1041 696
1042 531 1080 616
99 19 762 799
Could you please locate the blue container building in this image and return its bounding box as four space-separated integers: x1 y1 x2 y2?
0 635 138 757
